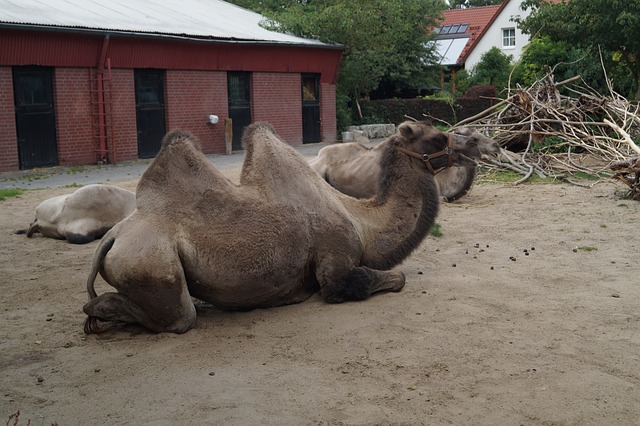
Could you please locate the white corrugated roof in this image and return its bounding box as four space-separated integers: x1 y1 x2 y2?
0 0 332 47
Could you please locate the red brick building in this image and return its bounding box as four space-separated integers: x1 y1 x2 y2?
0 0 343 172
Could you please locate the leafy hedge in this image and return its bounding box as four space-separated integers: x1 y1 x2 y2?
357 85 497 126
358 97 494 126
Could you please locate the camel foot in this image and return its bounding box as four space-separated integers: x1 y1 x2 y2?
322 267 406 303
83 316 125 334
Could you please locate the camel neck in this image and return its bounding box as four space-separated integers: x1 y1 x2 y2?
341 143 440 270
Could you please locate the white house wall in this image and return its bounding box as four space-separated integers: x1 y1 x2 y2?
465 0 532 71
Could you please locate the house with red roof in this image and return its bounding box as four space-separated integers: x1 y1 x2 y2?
434 0 561 89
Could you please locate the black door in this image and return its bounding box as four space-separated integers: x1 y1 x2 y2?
302 74 321 144
135 69 166 158
13 66 58 169
227 72 252 150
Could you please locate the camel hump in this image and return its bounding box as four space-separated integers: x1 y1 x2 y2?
240 122 276 151
161 130 201 152
239 122 344 208
137 129 234 211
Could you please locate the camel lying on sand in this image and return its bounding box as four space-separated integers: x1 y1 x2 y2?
16 184 135 244
83 121 481 334
309 127 499 202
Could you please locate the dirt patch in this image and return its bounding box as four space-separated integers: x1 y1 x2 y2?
1 173 639 425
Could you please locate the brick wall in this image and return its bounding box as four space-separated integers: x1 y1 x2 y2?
252 72 302 145
0 67 338 172
166 70 228 153
0 67 19 171
108 69 138 162
320 83 337 142
54 68 95 166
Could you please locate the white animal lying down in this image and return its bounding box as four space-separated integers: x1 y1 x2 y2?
310 127 500 202
17 184 136 244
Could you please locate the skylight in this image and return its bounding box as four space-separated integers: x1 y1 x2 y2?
436 23 469 35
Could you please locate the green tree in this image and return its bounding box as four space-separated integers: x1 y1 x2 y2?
511 36 636 98
229 0 447 123
469 46 513 90
516 0 640 99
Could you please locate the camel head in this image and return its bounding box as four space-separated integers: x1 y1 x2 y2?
455 127 500 158
396 121 481 174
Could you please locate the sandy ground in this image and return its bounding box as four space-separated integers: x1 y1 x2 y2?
1 168 639 426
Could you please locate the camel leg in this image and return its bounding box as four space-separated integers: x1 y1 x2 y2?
83 286 196 334
319 265 406 304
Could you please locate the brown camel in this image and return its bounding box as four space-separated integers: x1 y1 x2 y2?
83 121 480 334
309 127 499 201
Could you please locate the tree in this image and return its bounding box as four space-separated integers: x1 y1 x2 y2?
228 0 447 123
468 46 513 90
511 36 636 98
516 0 640 99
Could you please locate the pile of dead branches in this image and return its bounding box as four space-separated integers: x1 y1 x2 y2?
446 70 640 197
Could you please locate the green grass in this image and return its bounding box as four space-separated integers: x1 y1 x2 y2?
476 168 604 184
0 188 24 201
429 223 443 238
476 169 545 184
576 246 597 252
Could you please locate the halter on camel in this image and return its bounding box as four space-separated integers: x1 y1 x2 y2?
395 133 455 175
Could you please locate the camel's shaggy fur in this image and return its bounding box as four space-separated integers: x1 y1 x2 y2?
83 121 479 334
16 184 136 244
309 127 499 202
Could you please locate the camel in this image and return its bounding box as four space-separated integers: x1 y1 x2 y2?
16 184 136 244
83 121 480 334
309 127 499 201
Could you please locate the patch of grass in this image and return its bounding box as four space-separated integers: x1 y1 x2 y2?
476 169 546 184
599 224 607 228
429 223 443 238
572 171 605 181
576 246 597 252
476 167 604 185
63 183 83 188
0 188 24 201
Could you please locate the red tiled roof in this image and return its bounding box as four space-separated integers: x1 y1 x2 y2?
439 3 503 64
438 0 563 65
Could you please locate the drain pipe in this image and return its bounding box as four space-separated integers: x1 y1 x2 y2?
96 34 110 162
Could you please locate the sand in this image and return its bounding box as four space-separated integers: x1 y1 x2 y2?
1 171 639 425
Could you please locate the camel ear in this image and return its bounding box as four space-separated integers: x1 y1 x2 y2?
398 121 416 139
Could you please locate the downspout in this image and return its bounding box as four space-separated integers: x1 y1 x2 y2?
96 34 110 162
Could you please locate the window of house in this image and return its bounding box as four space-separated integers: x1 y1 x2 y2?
502 28 516 48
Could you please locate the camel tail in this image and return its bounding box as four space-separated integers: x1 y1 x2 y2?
86 235 115 300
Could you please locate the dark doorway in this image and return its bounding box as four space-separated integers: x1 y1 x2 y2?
13 66 58 169
135 69 166 158
302 74 320 144
227 72 252 150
